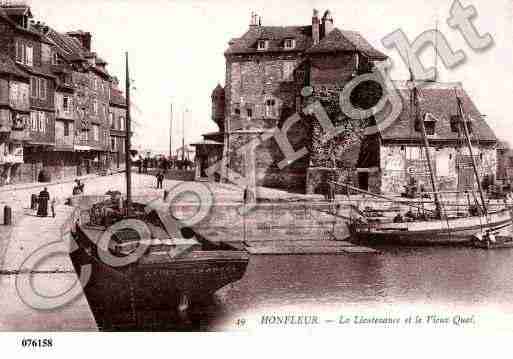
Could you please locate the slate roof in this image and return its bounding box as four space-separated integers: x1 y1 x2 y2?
44 27 112 78
212 83 225 96
44 27 87 62
225 24 386 60
110 88 127 107
0 53 28 79
2 5 32 18
307 29 387 59
378 81 496 143
225 25 313 54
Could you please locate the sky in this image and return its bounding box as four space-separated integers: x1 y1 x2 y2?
27 0 513 154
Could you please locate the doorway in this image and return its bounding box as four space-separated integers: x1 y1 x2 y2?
358 172 369 191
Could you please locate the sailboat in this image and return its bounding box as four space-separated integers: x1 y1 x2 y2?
69 53 249 329
346 78 513 246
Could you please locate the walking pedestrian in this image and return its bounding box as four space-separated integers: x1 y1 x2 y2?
37 187 50 217
156 171 164 189
51 197 56 218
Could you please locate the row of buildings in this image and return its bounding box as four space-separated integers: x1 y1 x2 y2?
195 9 503 195
0 2 127 186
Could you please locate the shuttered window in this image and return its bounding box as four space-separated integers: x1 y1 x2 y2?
39 79 46 100
38 112 45 133
30 77 37 98
25 45 33 66
30 111 37 131
15 41 24 63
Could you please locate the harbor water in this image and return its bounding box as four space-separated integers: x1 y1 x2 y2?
107 245 513 331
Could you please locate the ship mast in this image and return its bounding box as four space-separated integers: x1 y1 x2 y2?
125 52 132 215
454 91 487 215
411 74 442 218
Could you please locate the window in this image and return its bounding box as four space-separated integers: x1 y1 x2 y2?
425 121 435 136
30 111 37 131
26 45 34 66
103 104 108 119
257 40 268 50
283 61 295 81
414 120 435 135
93 125 100 141
15 41 33 66
111 137 116 151
30 77 37 98
39 79 46 100
38 112 45 133
265 99 276 117
52 52 59 65
92 100 98 115
15 41 24 63
246 108 253 119
284 39 295 49
80 130 88 142
234 108 241 116
63 96 72 113
64 122 70 137
119 117 125 131
109 112 115 129
25 45 33 67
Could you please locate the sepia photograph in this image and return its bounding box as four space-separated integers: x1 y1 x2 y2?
0 0 512 355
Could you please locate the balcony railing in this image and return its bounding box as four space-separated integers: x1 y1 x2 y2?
0 153 24 164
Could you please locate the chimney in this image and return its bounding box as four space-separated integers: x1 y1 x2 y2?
322 10 334 38
249 12 258 28
312 9 320 45
66 30 92 52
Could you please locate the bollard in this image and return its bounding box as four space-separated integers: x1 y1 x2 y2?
4 206 12 226
163 190 169 202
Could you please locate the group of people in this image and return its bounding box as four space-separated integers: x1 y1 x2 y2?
137 156 194 174
72 179 85 195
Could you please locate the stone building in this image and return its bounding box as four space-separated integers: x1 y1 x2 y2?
109 80 127 171
356 81 498 194
0 52 30 185
0 4 57 183
496 141 513 184
0 2 127 184
196 9 387 193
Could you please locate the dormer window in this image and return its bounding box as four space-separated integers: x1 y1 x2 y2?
414 113 436 136
284 38 295 50
257 40 268 51
425 121 435 136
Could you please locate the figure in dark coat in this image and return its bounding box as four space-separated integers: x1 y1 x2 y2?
37 188 50 217
156 172 164 189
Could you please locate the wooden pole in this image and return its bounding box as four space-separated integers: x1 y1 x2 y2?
182 108 185 162
125 52 132 215
169 102 173 158
414 86 442 218
455 94 487 214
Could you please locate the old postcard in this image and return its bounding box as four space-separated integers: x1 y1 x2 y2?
0 0 512 355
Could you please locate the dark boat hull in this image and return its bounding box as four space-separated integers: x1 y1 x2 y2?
70 225 249 329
